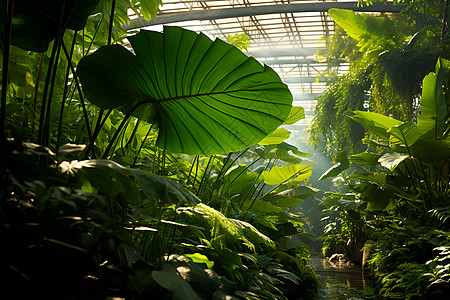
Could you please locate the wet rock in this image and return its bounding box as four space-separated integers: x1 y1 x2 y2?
328 253 346 262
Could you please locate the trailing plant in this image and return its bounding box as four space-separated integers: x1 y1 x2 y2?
316 56 450 298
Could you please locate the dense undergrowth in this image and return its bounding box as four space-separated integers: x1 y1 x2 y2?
312 0 450 299
0 0 319 299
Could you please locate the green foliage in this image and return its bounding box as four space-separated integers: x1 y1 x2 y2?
0 1 319 299
308 70 369 154
318 56 450 298
227 33 250 52
151 255 238 300
310 4 445 155
329 8 406 54
0 0 100 52
77 26 292 155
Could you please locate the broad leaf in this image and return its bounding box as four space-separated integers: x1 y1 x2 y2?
276 197 303 208
184 253 215 269
258 128 291 145
378 152 409 171
251 200 284 213
77 27 292 155
351 111 402 141
152 265 202 300
349 152 381 166
362 138 390 148
354 183 395 211
283 106 305 125
348 172 417 201
262 164 311 185
347 172 387 185
417 58 450 140
140 0 163 20
176 263 238 300
0 0 100 52
61 159 199 206
412 139 450 163
319 150 349 180
388 122 420 147
255 142 310 163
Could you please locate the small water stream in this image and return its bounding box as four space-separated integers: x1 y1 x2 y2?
308 256 379 299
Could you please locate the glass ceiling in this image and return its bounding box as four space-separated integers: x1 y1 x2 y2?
127 1 404 126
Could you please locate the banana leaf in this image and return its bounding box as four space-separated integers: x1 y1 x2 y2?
351 111 402 141
417 57 450 140
77 27 292 155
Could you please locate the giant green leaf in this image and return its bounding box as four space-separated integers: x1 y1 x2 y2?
412 139 450 163
258 128 291 145
351 111 402 141
283 106 305 125
77 27 292 155
388 122 420 148
378 152 409 171
0 0 100 52
417 58 450 140
262 164 311 185
349 152 381 166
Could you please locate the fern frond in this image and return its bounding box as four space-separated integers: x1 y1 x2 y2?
191 204 275 251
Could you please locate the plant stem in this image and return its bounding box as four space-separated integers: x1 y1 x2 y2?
229 156 262 187
33 53 44 110
84 109 111 159
102 101 149 158
61 42 94 147
246 158 275 210
108 0 117 45
208 152 232 202
197 155 214 197
42 42 63 146
193 154 200 194
240 159 267 210
1 0 14 140
132 124 153 168
125 119 140 149
186 155 198 188
57 31 78 149
441 0 449 56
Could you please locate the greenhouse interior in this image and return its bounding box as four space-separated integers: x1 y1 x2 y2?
1 0 450 299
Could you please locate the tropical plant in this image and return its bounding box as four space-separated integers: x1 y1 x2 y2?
316 56 450 298
309 5 446 155
1 1 321 299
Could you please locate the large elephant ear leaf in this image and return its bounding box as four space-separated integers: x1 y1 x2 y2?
77 26 293 155
0 0 100 52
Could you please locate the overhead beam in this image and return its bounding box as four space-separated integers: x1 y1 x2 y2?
126 2 406 29
282 76 336 83
249 48 323 57
260 58 317 65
